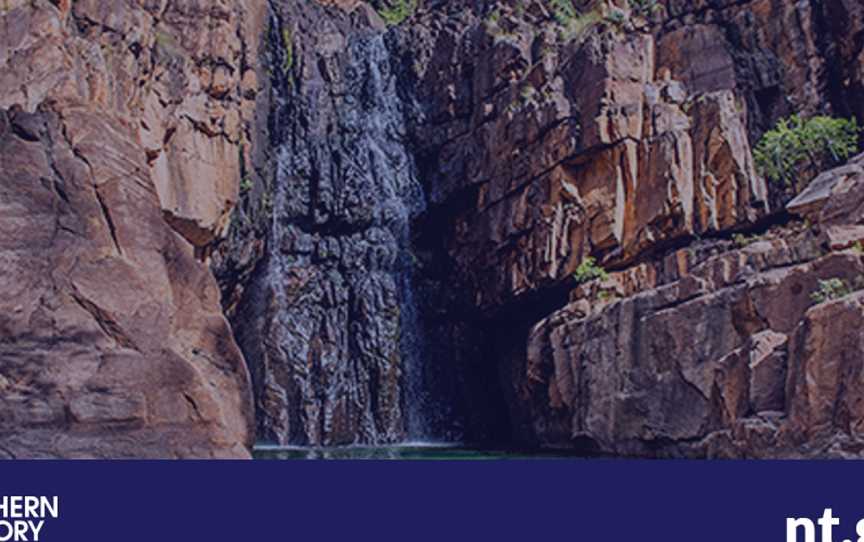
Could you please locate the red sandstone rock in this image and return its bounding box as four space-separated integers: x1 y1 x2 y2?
0 107 253 458
519 156 864 457
394 2 771 312
0 0 265 458
0 0 265 250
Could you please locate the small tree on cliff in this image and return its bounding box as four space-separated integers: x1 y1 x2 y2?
754 115 860 190
573 257 609 285
376 0 417 25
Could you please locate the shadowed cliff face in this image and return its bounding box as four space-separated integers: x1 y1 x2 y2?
227 1 511 447
232 3 431 446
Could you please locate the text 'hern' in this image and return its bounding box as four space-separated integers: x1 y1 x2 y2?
0 497 59 542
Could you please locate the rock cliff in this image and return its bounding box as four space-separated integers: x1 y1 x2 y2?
521 155 864 457
1 0 863 457
387 0 864 455
0 0 266 458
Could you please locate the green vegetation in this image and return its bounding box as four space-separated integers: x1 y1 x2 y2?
154 30 183 60
487 9 501 25
596 289 615 302
754 115 860 188
574 256 609 285
520 84 537 102
485 1 601 44
240 176 253 194
542 0 603 42
548 0 578 26
377 0 417 26
811 278 853 304
733 233 760 248
564 7 603 42
281 28 294 75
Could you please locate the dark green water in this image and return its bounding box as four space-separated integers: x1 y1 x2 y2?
254 444 583 460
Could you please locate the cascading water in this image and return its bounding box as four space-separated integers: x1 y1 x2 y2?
252 7 440 446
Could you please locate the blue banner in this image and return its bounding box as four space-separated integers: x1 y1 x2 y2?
0 461 859 541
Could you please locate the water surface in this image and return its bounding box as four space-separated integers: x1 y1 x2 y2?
254 443 584 460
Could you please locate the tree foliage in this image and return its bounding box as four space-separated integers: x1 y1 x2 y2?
548 0 578 25
377 0 417 26
754 115 860 188
573 257 609 285
811 278 853 304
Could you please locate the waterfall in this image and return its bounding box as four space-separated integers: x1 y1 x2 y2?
256 11 435 446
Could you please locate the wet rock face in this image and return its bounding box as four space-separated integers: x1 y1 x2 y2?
234 2 431 446
0 0 263 457
222 0 864 453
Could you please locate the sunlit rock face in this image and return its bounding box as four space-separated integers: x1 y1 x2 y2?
0 0 265 249
0 0 265 458
518 154 864 458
